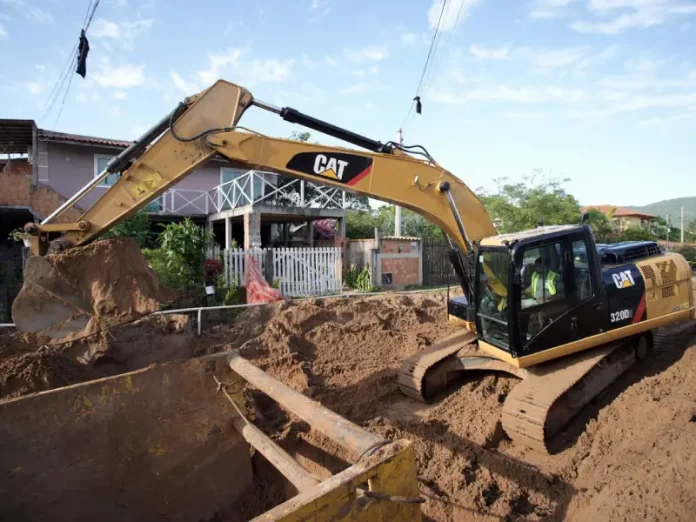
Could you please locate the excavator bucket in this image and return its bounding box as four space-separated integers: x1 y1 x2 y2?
0 350 423 521
11 238 173 344
11 255 93 340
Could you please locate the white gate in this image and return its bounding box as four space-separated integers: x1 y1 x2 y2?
221 247 342 297
223 248 267 287
273 247 342 297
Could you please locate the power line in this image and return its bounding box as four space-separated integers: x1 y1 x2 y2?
400 0 449 128
46 0 101 128
421 0 465 98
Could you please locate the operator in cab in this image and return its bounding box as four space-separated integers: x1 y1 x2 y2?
529 256 561 303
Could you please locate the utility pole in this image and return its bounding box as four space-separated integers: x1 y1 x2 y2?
681 206 684 244
394 128 403 237
666 213 670 246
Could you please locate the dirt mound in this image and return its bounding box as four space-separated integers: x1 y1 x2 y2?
15 238 174 345
0 313 194 402
204 291 696 521
0 331 101 400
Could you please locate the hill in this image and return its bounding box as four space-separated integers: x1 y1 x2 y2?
632 197 696 224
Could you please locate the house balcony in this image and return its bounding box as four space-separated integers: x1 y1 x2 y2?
146 170 347 217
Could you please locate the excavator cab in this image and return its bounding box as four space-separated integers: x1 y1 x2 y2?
470 224 606 361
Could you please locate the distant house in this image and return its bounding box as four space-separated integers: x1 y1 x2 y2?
582 205 656 232
1 119 346 251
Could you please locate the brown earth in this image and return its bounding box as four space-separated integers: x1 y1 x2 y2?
197 292 696 522
2 289 695 521
17 238 174 347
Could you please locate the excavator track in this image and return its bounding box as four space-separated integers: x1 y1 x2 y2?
501 337 647 454
397 330 527 402
397 331 478 402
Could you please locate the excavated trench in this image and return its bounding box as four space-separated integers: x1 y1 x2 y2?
2 284 695 521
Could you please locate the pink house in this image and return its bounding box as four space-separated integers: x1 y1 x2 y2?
1 119 346 250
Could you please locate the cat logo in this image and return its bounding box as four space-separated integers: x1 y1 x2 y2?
313 154 349 180
612 269 635 289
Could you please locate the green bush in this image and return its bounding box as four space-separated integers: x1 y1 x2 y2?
344 265 376 292
142 248 189 290
158 218 214 286
103 209 155 248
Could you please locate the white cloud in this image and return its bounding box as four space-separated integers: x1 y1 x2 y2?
530 10 560 19
400 31 418 45
249 58 294 82
535 47 589 68
469 44 510 60
170 69 199 94
301 54 314 70
113 90 128 100
428 0 482 31
353 65 380 77
25 81 41 95
614 92 696 112
35 63 45 71
325 55 337 67
89 18 153 49
91 19 120 38
573 0 695 34
196 49 242 84
0 22 6 38
339 82 382 95
93 63 145 88
345 45 388 64
26 4 54 23
430 84 587 104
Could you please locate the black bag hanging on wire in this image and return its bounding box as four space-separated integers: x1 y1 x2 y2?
76 30 90 78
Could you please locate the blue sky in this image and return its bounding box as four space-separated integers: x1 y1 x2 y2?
2 0 696 207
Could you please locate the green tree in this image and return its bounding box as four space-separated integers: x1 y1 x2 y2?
477 174 582 233
345 209 382 238
158 218 214 286
102 209 155 248
585 208 616 243
617 227 652 242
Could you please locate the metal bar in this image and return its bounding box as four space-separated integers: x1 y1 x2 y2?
228 352 384 456
197 309 202 337
232 417 320 492
441 183 473 252
251 98 282 115
43 103 185 225
278 107 393 154
0 324 16 328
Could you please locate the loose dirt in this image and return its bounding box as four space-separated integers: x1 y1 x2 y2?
2 288 695 521
198 292 696 522
17 238 174 346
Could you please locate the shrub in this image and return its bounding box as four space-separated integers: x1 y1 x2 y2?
158 218 214 285
103 209 155 248
204 258 223 281
344 264 376 292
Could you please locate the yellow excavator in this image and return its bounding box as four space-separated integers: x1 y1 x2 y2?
12 80 694 456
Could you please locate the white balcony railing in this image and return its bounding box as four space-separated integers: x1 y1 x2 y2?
147 170 347 216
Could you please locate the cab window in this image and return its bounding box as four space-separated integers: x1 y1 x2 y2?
518 241 568 343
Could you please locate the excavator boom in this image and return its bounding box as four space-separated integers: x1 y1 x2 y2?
13 79 494 343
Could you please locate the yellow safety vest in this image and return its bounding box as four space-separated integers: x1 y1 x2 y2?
531 270 558 297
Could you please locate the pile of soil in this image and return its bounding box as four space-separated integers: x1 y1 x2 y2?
200 292 696 521
19 238 174 346
0 313 194 401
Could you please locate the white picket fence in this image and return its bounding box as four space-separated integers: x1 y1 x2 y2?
221 247 342 297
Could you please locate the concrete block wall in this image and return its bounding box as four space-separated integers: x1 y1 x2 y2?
1 161 81 223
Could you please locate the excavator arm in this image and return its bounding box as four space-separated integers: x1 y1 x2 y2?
15 80 496 340
36 80 495 253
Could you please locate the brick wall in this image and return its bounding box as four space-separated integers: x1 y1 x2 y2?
381 239 417 254
0 165 82 223
381 257 420 285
